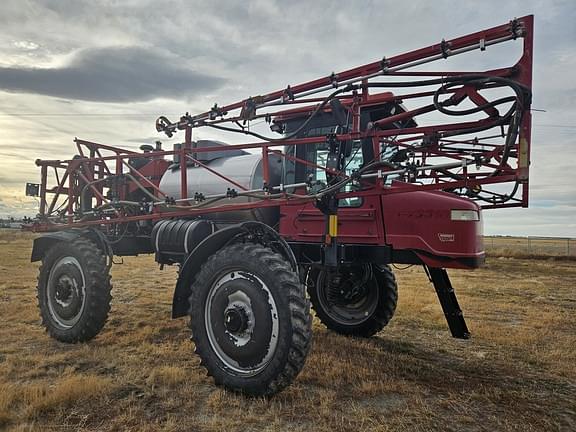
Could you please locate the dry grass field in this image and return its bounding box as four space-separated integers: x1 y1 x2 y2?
0 229 575 431
485 236 576 259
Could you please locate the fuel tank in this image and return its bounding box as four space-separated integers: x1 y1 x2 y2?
159 152 283 226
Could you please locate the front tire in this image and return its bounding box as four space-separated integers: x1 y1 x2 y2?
37 237 112 343
307 264 397 338
188 242 312 396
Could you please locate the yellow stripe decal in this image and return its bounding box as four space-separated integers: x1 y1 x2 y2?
328 215 338 237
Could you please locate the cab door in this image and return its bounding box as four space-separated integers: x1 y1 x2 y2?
279 141 385 245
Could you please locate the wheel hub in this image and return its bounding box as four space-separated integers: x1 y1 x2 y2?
55 277 74 303
316 264 378 325
326 268 370 305
224 306 249 334
205 270 279 376
47 258 86 328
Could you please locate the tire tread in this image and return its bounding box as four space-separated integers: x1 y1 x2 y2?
308 264 397 338
37 237 112 343
188 242 312 396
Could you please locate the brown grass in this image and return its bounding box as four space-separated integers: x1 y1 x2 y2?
0 228 575 431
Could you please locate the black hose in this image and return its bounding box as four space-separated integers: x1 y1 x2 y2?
436 95 517 117
198 74 530 204
203 85 358 143
432 76 526 119
379 75 528 178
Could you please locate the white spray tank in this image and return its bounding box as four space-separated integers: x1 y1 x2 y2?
159 140 283 226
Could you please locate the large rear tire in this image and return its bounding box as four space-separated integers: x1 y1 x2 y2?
307 264 397 338
188 242 312 396
37 237 112 343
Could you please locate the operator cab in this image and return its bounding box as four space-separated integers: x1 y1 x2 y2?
271 97 417 202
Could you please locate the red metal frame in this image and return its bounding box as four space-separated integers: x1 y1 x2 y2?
27 16 533 233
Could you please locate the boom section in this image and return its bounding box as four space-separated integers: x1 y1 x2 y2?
27 16 533 232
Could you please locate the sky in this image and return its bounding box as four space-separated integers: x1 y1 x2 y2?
0 0 574 236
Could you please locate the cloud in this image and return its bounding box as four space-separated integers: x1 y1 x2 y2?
0 46 225 103
0 151 36 162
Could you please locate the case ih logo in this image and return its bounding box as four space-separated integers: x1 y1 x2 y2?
438 233 455 242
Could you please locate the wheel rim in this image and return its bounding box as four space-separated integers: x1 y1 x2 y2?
204 270 279 376
46 256 87 329
315 265 379 325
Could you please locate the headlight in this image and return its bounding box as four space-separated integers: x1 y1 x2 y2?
451 209 479 221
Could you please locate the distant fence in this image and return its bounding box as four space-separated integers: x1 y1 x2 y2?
0 223 22 229
484 236 576 257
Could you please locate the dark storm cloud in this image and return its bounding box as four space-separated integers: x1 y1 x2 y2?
0 46 225 103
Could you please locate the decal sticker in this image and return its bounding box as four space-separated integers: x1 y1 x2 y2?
438 233 455 242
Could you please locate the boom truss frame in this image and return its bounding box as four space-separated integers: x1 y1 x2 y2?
28 15 533 233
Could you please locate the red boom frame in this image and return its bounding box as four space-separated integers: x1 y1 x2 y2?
27 16 533 233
